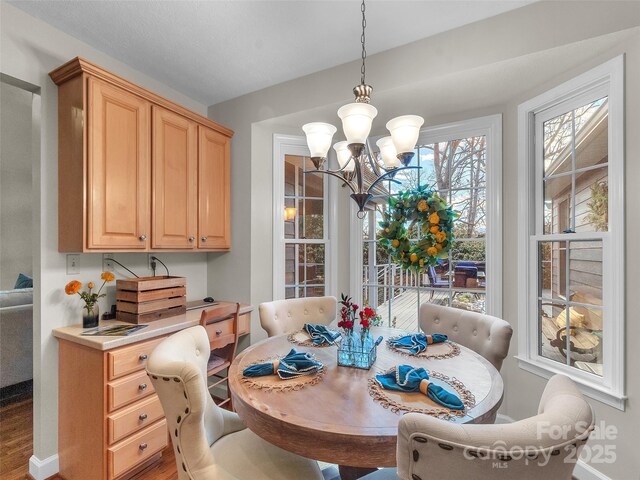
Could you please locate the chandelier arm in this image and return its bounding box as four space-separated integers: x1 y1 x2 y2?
365 139 382 176
366 166 421 194
353 155 365 194
304 169 358 195
302 155 355 176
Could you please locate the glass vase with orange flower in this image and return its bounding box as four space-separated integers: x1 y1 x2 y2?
65 272 114 328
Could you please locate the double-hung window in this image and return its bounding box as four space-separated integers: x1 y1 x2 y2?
517 57 625 408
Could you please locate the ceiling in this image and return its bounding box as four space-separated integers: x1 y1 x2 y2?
11 0 533 106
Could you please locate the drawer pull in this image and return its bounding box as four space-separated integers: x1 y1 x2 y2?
138 383 147 391
139 442 148 451
215 329 222 336
139 353 148 361
139 413 148 421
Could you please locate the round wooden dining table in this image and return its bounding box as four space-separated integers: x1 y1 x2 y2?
228 326 503 479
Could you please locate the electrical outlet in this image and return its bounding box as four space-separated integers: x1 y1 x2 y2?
148 253 156 272
103 253 114 272
66 254 80 275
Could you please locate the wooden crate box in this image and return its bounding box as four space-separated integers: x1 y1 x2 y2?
116 276 186 324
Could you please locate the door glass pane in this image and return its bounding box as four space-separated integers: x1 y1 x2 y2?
544 176 572 234
301 199 324 239
539 240 567 300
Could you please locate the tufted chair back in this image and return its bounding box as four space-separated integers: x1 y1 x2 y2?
395 374 594 480
419 303 513 371
259 296 337 337
147 326 246 479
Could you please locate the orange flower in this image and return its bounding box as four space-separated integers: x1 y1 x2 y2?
435 243 443 251
410 253 418 263
65 280 82 295
430 225 439 234
417 199 428 212
427 247 438 257
101 271 115 282
87 282 95 289
435 231 447 243
391 239 400 248
429 212 440 225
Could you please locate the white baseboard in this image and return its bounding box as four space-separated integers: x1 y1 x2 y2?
574 460 611 480
29 454 59 480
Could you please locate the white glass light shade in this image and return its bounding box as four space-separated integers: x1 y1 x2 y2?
376 136 401 168
302 122 337 158
333 141 354 172
337 103 378 144
386 115 424 153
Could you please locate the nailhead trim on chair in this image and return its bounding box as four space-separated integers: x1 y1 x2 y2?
413 450 419 461
412 474 422 480
414 436 428 443
438 443 454 450
551 449 560 456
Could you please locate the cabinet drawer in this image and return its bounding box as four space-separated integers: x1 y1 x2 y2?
108 419 167 479
108 370 156 412
204 318 234 348
108 337 165 380
108 394 164 445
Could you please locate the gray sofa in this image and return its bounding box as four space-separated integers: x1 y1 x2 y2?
0 287 33 388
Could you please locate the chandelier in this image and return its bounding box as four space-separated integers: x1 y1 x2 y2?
302 0 424 217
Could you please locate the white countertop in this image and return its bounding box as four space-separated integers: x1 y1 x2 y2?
52 302 253 351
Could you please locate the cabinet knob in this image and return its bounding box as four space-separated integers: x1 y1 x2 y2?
215 329 222 336
139 413 148 421
138 383 147 391
188 236 195 242
139 443 148 451
201 236 208 242
139 353 148 361
139 234 147 241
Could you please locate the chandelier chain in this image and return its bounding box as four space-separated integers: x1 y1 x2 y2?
360 0 367 85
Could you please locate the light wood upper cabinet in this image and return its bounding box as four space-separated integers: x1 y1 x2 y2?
50 57 233 252
198 126 231 250
88 78 151 250
151 106 198 249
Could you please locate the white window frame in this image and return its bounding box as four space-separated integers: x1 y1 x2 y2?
272 134 336 300
351 114 503 318
516 56 625 410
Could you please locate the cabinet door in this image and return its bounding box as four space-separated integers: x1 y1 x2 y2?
88 78 150 249
198 126 231 250
152 107 197 249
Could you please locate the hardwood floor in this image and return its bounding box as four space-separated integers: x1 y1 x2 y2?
0 396 178 480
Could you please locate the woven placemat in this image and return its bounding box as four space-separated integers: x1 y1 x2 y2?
287 329 340 348
368 370 475 420
238 355 326 392
386 336 461 360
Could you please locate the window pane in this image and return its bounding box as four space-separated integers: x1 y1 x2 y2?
451 189 486 238
543 111 574 176
452 292 485 313
285 287 296 299
418 147 438 190
575 169 608 233
568 305 603 377
569 240 603 307
539 300 569 365
284 158 297 196
390 154 419 194
304 161 324 197
449 137 486 189
544 175 572 234
284 197 296 239
285 244 296 285
300 199 323 239
539 240 567 300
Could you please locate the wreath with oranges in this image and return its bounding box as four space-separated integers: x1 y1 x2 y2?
378 186 457 272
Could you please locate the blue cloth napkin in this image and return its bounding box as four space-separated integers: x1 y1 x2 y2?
375 365 464 410
243 349 324 379
303 323 341 345
389 333 448 355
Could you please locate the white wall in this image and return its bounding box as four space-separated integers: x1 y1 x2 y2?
208 2 640 478
0 3 215 470
1 81 34 290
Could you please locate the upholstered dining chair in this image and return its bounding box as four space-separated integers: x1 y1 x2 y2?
146 326 324 480
419 303 513 371
259 296 337 337
362 374 594 480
